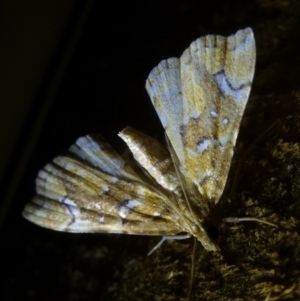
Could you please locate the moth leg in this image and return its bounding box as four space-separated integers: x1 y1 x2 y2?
187 237 197 301
147 234 190 256
223 217 277 227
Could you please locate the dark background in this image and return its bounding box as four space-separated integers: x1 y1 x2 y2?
1 1 300 300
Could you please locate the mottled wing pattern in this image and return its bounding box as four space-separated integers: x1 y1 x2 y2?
23 28 256 253
146 28 256 204
119 126 180 193
23 134 182 235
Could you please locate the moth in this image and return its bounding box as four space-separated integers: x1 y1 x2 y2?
23 28 256 253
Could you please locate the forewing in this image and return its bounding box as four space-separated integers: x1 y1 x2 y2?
146 28 256 203
146 58 185 165
23 135 182 235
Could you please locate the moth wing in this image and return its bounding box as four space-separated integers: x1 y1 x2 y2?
146 28 256 203
23 135 182 235
119 126 180 193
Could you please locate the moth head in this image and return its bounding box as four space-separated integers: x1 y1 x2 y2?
192 221 220 251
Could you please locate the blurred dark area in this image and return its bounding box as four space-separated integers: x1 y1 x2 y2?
1 0 297 300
